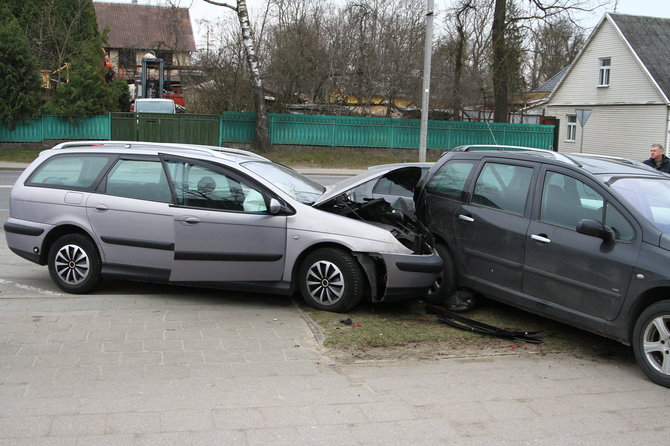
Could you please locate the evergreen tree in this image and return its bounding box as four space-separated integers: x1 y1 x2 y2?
0 12 42 130
42 40 111 117
14 0 100 73
108 79 131 112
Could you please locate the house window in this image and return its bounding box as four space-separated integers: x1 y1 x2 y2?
598 57 611 87
155 51 173 65
118 49 136 68
566 115 577 141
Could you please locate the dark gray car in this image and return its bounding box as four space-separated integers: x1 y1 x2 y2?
415 148 670 387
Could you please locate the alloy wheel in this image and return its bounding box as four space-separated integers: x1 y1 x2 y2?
305 260 345 306
642 314 670 375
54 244 90 285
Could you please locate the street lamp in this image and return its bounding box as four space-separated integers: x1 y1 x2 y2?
418 0 434 163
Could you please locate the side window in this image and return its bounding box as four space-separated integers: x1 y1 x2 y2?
166 160 267 212
605 203 634 241
104 159 171 202
472 163 533 215
372 177 413 197
26 155 113 190
541 171 604 229
425 160 475 201
541 172 633 241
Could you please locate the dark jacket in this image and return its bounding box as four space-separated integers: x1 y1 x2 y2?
643 155 670 173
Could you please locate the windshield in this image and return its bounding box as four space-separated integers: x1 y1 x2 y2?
243 161 325 204
608 176 670 232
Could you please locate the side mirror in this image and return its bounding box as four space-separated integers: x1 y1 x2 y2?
576 219 614 242
269 198 282 215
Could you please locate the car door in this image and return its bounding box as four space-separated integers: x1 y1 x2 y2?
164 156 287 282
523 167 640 320
86 156 175 274
455 160 536 292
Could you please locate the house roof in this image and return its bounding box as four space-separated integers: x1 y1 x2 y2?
93 1 196 52
609 13 670 100
534 66 569 93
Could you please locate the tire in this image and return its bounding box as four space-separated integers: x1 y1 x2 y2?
298 247 364 313
632 300 670 388
422 243 457 305
48 234 102 294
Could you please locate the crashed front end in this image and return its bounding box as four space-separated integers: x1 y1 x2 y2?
314 166 442 302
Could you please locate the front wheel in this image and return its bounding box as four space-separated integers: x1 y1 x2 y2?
632 301 670 387
298 247 364 313
48 234 102 294
422 244 456 305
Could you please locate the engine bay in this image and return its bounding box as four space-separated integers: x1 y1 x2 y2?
316 195 434 254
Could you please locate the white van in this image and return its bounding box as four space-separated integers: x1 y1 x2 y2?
133 98 176 113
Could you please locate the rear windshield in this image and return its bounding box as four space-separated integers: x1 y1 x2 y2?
135 100 175 113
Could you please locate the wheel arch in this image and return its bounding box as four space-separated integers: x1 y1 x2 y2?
39 225 99 265
290 242 377 297
627 287 670 342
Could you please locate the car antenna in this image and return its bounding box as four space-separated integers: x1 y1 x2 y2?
485 121 499 145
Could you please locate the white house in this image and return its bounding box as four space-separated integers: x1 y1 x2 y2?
544 13 670 159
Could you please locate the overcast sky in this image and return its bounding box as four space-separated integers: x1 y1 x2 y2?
95 0 670 48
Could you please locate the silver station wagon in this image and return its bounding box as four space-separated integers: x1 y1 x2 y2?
4 141 441 312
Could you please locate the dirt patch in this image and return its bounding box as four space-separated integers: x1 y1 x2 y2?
297 298 634 365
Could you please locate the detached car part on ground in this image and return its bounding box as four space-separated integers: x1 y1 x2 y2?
4 141 441 314
414 146 670 387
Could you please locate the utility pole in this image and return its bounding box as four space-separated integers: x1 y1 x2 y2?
418 0 434 162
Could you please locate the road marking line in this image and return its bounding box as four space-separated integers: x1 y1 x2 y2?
0 279 64 296
0 185 13 188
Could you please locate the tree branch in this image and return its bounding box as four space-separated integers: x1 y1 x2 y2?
202 0 236 11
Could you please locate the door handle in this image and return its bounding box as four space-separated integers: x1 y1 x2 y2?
458 214 474 222
182 216 200 224
531 234 551 243
94 204 108 212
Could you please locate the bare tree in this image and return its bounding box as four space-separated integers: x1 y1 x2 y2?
527 17 585 89
490 0 612 122
203 0 271 152
262 0 333 106
433 0 492 120
187 16 254 114
328 0 424 117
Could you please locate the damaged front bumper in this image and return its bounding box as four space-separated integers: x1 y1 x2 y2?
358 250 443 303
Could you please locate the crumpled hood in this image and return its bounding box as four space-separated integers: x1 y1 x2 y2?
313 165 425 207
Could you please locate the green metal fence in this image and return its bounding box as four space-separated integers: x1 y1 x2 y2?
111 113 220 145
0 115 110 142
221 112 555 150
2 112 555 150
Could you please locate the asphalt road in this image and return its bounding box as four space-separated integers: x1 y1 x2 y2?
0 171 15 223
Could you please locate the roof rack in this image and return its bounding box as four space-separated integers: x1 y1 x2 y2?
450 144 578 165
50 141 269 161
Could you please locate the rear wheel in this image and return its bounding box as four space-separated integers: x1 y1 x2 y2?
298 248 364 313
633 301 670 387
48 234 102 294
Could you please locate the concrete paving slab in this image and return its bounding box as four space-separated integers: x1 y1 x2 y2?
1 234 669 444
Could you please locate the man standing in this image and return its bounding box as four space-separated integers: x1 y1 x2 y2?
643 144 670 173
